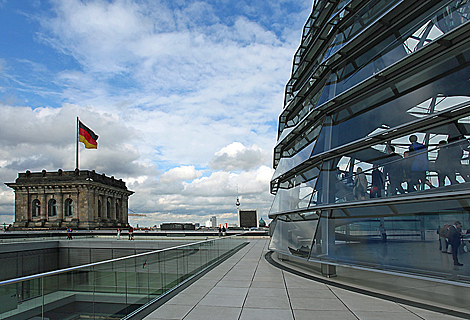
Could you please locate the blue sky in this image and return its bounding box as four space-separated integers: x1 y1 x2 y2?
0 0 312 227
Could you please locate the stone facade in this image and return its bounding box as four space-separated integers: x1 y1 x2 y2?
5 169 134 230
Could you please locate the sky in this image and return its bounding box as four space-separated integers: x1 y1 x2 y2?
0 0 312 227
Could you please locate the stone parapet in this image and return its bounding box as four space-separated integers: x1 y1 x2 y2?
11 169 131 190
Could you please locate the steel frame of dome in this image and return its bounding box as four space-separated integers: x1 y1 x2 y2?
268 0 470 285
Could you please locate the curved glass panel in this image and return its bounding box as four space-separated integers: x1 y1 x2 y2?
286 0 399 119
280 0 470 137
269 214 319 258
330 133 470 205
312 63 470 157
317 0 470 109
275 112 470 210
322 0 397 62
269 180 317 215
309 199 470 281
273 141 316 180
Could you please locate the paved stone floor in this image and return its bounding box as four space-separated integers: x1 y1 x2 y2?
144 239 466 320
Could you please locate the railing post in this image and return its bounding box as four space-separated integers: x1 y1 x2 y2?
41 277 44 320
92 265 96 320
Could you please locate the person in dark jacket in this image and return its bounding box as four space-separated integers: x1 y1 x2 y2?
384 146 405 196
435 140 457 187
403 151 415 192
370 164 384 198
408 135 429 190
439 224 449 253
448 221 463 266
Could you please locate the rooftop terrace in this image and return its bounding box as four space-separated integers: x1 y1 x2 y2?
143 239 469 320
0 236 468 319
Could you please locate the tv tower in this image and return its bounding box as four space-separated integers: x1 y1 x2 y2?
236 185 240 210
236 185 241 227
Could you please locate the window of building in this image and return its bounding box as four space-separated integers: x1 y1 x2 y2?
48 199 57 217
64 198 73 217
32 199 40 217
98 200 102 218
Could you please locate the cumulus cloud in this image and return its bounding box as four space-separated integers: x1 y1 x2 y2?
160 166 202 183
127 163 274 226
210 142 269 171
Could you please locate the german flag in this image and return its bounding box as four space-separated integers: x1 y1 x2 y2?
79 120 98 149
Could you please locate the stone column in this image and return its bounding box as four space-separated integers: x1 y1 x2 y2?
85 186 93 222
40 187 46 221
26 188 31 221
73 187 80 221
69 187 80 228
122 195 129 226
101 193 107 221
80 185 96 229
92 187 98 221
99 194 104 221
114 196 120 222
111 194 117 221
57 188 64 221
118 194 124 223
17 189 28 226
12 188 25 228
16 189 26 222
105 193 110 220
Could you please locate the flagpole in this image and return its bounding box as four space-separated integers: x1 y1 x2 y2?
76 117 79 170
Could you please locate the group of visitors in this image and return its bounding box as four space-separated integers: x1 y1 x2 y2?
353 135 469 200
218 226 227 237
117 227 134 240
438 221 467 266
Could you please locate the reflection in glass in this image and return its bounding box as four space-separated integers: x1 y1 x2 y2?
269 216 319 258
280 0 470 139
270 198 470 280
308 201 470 277
271 115 470 215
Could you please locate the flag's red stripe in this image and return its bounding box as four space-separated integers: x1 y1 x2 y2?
79 128 97 146
79 121 98 140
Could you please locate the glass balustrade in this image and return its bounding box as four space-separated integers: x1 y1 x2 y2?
0 235 246 320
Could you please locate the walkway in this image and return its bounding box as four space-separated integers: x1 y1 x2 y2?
144 239 465 320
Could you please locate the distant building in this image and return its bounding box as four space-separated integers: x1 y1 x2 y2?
5 169 134 230
210 216 217 228
238 209 258 228
160 223 195 231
